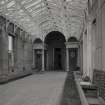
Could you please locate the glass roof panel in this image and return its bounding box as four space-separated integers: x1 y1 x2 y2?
0 0 88 38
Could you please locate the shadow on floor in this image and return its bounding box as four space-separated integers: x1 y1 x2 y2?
59 71 81 105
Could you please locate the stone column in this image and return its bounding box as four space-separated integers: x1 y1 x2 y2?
42 45 45 72
80 41 83 74
66 48 69 72
83 32 87 77
11 52 14 67
87 21 92 80
33 49 35 68
83 21 92 80
77 46 80 68
46 52 48 70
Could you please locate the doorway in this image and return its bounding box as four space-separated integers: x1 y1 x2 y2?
45 31 66 71
54 48 62 70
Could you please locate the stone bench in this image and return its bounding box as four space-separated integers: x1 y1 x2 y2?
93 69 105 101
74 71 105 105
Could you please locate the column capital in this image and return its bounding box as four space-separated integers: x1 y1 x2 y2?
65 42 79 48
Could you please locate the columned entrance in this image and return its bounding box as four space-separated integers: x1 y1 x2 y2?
66 37 79 71
33 38 45 71
33 36 79 72
45 31 66 71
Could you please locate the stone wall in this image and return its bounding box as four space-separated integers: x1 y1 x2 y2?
89 0 105 71
88 1 105 100
0 16 8 82
82 0 105 100
0 16 33 83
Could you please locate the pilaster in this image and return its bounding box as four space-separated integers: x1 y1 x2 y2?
42 46 45 72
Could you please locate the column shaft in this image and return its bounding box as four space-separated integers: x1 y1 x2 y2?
66 48 69 71
42 48 45 71
33 49 35 68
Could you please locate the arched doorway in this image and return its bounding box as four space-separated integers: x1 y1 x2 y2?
68 37 79 71
45 31 66 71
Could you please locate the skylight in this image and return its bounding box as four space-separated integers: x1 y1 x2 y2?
0 0 88 39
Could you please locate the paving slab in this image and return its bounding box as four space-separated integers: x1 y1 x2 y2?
0 72 67 105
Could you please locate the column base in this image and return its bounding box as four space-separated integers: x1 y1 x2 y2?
66 68 69 72
41 68 45 72
39 69 44 74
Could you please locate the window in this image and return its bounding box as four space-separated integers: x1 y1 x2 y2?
8 35 13 51
8 35 14 66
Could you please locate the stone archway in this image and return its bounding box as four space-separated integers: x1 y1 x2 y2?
45 31 66 71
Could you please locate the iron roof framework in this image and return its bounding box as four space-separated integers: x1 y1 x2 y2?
0 0 88 39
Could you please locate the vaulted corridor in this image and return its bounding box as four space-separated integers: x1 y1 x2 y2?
0 0 105 105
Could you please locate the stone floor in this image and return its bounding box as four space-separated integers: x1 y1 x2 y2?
0 72 67 105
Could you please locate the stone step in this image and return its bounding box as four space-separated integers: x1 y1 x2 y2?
87 97 103 105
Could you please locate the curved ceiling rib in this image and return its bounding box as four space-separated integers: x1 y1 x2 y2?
0 0 88 39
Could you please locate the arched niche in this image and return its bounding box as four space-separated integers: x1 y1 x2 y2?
33 38 43 44
68 37 78 42
33 38 43 49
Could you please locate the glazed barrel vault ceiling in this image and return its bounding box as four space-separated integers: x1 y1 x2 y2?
0 0 88 40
